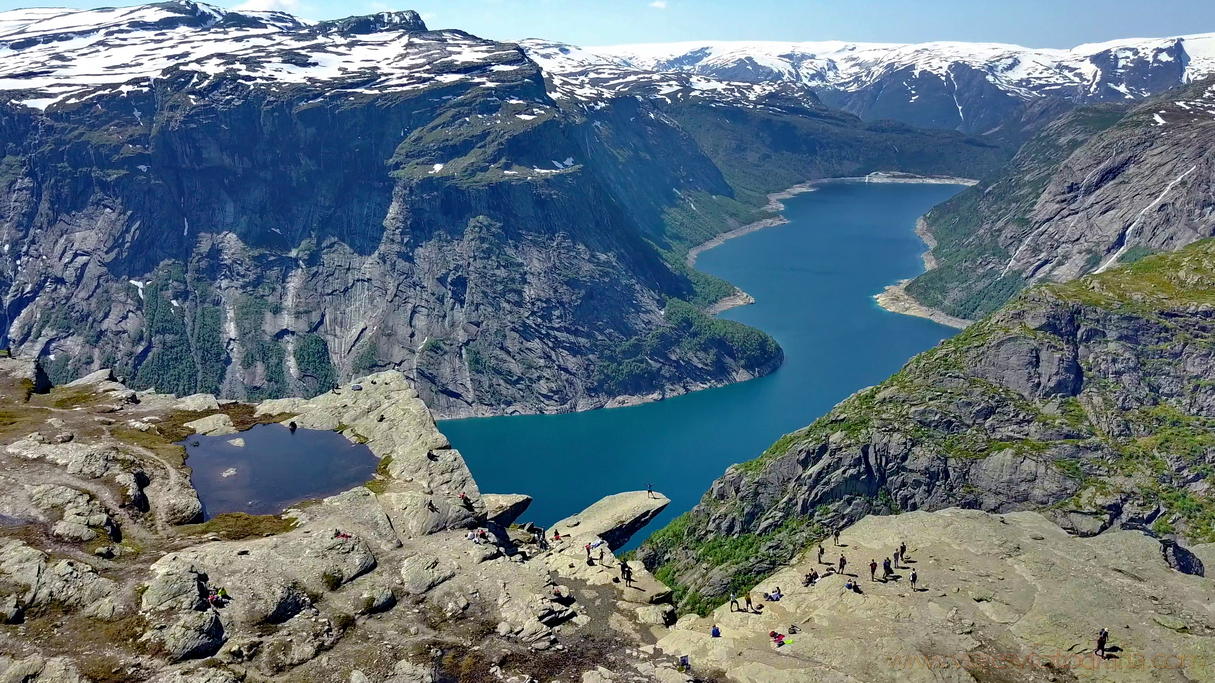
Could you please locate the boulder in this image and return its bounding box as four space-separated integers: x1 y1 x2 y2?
183 414 237 436
384 660 435 683
399 556 456 596
0 539 119 617
7 438 121 478
0 655 88 683
483 494 532 526
147 666 243 683
141 562 208 612
176 394 221 413
0 595 22 624
550 491 670 550
1162 539 1204 576
67 368 115 386
157 611 225 661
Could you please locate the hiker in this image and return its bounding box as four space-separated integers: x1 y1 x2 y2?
623 564 635 588
893 549 901 569
910 569 918 590
773 587 783 600
744 591 754 612
802 573 812 588
900 541 907 560
869 559 877 581
585 543 592 558
645 483 656 499
844 579 854 592
1096 628 1109 658
838 554 847 574
466 530 478 543
598 547 606 565
288 421 297 433
809 569 819 584
817 545 825 564
833 528 841 545
459 492 473 510
883 557 892 580
729 593 740 612
711 625 721 638
553 529 562 542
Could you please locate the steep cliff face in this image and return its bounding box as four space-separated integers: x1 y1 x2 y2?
907 77 1215 320
0 3 787 417
640 239 1215 610
0 2 1007 416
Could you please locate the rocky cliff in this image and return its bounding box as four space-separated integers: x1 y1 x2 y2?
639 238 1215 613
906 77 1215 321
0 2 1008 418
0 362 689 682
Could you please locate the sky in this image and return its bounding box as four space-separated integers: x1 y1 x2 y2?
1 0 1213 48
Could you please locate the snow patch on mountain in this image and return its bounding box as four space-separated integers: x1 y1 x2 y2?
0 0 530 109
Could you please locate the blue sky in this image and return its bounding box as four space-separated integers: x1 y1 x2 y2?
3 0 1214 48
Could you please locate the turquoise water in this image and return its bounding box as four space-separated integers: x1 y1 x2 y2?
441 182 966 544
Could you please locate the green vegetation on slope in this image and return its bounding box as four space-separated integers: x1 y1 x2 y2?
595 299 782 396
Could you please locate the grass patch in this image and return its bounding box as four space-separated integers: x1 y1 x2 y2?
177 512 294 540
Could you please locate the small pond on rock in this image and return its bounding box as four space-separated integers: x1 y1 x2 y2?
182 423 378 519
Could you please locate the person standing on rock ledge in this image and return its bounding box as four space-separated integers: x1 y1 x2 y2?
838 554 847 574
645 483 656 499
869 559 877 581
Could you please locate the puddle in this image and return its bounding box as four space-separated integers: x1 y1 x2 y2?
181 423 378 519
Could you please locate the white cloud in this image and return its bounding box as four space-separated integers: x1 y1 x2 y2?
649 0 667 7
233 0 299 12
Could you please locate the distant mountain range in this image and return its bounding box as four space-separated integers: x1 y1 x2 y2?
525 34 1215 133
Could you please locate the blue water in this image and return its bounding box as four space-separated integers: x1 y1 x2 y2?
184 423 379 518
442 182 965 545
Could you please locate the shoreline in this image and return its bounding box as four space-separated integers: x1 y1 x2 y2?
687 173 978 270
874 280 971 329
705 288 756 316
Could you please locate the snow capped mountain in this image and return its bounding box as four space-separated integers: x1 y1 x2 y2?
0 1 532 109
520 38 821 111
3 1 1213 132
554 34 1215 133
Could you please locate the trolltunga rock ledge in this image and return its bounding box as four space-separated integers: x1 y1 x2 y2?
550 491 670 550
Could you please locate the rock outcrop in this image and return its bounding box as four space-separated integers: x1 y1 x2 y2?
0 360 683 682
551 491 671 550
482 494 532 527
660 508 1215 683
641 238 1215 609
